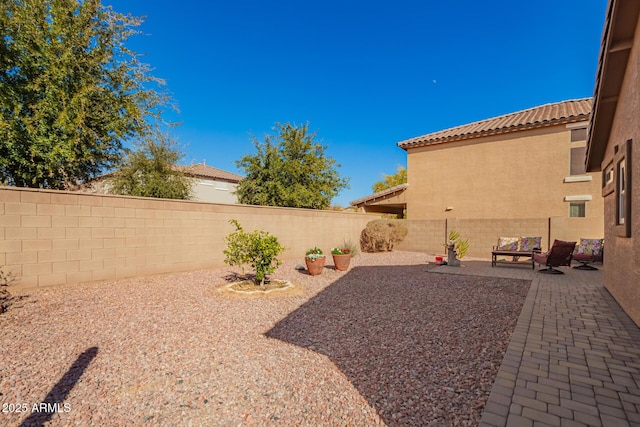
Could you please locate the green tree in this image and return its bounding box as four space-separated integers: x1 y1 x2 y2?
372 165 407 193
235 122 349 209
106 135 193 200
0 0 171 188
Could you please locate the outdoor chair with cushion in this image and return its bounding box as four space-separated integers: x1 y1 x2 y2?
491 236 541 268
533 239 577 274
572 238 604 270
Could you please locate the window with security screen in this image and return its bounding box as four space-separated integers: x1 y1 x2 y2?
570 146 587 175
570 127 587 142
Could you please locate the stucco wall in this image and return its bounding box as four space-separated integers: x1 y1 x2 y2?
405 124 604 224
191 178 238 204
0 187 377 289
599 12 640 325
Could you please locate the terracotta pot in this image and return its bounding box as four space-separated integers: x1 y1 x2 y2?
305 257 325 276
332 254 351 271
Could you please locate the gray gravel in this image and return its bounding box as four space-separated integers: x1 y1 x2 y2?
0 252 529 426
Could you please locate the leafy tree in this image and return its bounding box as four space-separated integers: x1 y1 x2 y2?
0 0 171 188
372 165 407 193
106 135 193 200
235 122 349 209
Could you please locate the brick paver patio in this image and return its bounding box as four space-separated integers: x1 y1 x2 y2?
432 261 640 427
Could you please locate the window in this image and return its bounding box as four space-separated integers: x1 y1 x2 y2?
604 165 614 185
614 140 632 237
570 128 587 142
602 162 615 196
570 146 587 175
569 202 586 218
617 159 626 225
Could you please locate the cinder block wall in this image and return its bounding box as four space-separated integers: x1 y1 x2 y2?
0 187 378 288
397 217 604 257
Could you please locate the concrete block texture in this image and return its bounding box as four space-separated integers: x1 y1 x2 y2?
1 187 378 288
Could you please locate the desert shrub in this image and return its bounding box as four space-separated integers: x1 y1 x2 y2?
223 220 285 286
360 219 408 252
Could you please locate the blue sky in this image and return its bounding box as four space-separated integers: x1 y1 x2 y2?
105 0 608 207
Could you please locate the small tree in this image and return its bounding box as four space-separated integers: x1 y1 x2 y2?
372 166 407 193
234 122 349 209
107 135 193 200
223 220 285 287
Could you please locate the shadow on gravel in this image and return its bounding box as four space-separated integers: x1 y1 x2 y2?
266 264 530 426
19 347 98 427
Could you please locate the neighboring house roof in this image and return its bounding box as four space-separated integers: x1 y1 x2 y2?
586 0 640 171
350 183 408 207
174 163 243 183
398 98 592 150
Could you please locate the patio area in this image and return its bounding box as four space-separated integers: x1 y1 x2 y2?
1 251 639 426
435 260 640 427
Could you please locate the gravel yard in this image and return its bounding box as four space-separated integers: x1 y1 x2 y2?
0 252 529 426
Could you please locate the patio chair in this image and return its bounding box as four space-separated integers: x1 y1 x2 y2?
572 238 604 270
533 240 577 274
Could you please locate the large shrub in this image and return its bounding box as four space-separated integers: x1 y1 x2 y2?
223 220 285 286
360 219 408 252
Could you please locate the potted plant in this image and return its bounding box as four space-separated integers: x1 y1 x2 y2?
305 247 326 276
331 240 358 271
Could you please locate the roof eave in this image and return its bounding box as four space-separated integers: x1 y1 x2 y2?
349 183 408 206
586 0 640 172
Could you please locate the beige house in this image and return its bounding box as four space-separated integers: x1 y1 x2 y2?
586 0 640 325
396 99 603 228
176 163 242 204
89 163 243 204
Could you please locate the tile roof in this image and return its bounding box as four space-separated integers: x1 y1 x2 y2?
350 183 408 206
174 163 243 183
398 98 592 150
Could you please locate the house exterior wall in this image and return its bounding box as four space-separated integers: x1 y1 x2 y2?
0 187 377 289
191 178 239 204
404 123 604 241
597 12 640 325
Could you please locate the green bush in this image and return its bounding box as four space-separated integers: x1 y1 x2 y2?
360 219 408 252
223 220 285 286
